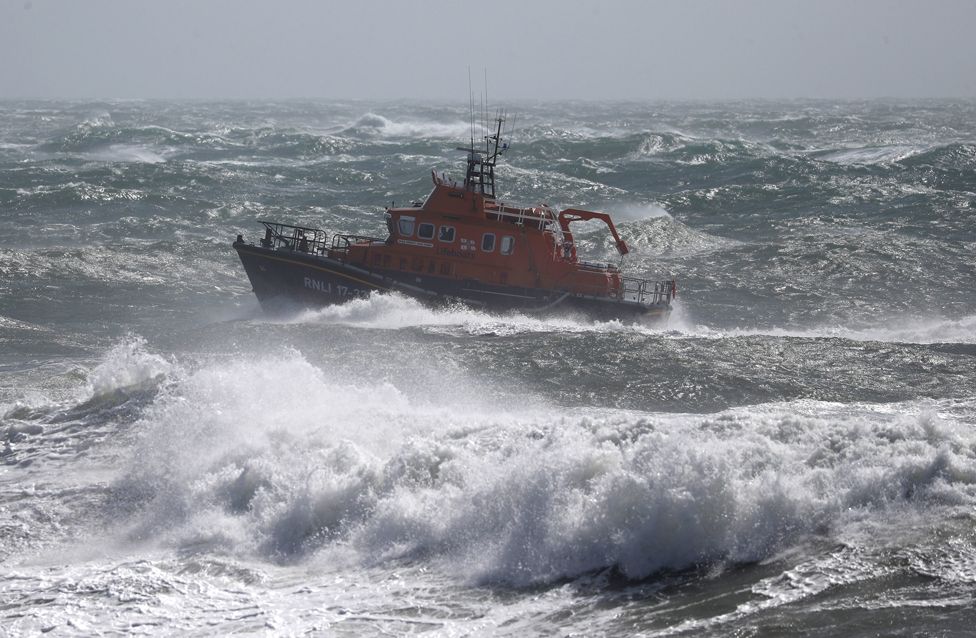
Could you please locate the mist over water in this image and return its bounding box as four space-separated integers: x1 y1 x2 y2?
2 99 976 636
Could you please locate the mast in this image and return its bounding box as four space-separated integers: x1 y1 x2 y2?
457 114 507 199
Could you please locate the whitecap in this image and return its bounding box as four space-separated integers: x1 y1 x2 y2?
343 112 472 139
86 144 168 164
815 144 925 165
687 314 976 345
86 337 174 399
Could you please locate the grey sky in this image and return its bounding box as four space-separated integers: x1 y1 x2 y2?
2 0 975 100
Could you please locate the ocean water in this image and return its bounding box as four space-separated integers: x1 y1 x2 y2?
1 99 975 636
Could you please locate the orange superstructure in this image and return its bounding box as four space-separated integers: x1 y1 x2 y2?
340 172 625 297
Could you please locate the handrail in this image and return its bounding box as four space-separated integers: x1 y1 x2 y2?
564 276 675 305
258 220 329 254
485 204 556 229
621 277 675 305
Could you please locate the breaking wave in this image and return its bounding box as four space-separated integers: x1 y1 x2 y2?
86 337 174 399
101 343 976 587
343 113 471 139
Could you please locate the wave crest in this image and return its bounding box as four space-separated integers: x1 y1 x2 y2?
102 345 976 585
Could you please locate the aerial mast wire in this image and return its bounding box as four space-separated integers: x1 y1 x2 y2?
484 69 489 156
480 79 486 157
468 67 474 152
457 68 513 199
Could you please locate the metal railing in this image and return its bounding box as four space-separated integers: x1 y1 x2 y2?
562 275 675 305
485 204 556 230
621 277 675 305
258 221 329 254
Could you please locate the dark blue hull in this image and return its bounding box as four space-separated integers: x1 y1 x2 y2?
233 242 670 322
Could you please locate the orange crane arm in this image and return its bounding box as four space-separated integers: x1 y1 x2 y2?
557 208 630 256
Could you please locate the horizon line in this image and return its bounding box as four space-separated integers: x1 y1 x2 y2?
3 95 976 103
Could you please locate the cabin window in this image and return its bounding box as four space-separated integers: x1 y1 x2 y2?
398 216 415 237
500 235 515 255
438 225 456 242
481 233 496 252
418 222 435 240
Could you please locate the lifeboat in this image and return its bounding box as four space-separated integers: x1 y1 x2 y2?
233 117 675 322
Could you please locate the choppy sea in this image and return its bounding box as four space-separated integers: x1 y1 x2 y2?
1 99 975 636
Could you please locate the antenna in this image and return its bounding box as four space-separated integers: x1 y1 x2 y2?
483 69 489 154
467 67 474 151
510 112 518 149
455 70 515 199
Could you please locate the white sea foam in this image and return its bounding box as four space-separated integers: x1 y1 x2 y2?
0 315 49 332
86 144 168 164
14 181 147 202
223 285 976 347
816 144 924 165
78 112 115 129
689 314 976 345
101 342 976 587
86 337 174 398
604 201 673 221
268 292 666 336
837 315 976 344
346 113 471 139
502 163 631 197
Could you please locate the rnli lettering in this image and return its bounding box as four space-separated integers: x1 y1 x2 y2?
304 276 331 293
304 276 370 299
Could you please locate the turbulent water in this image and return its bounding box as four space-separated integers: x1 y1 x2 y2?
2 99 975 636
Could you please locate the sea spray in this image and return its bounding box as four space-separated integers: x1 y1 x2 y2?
98 344 976 587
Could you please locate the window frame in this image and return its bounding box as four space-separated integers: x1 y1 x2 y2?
500 235 515 255
398 216 415 237
417 222 435 240
481 232 496 252
438 225 456 243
